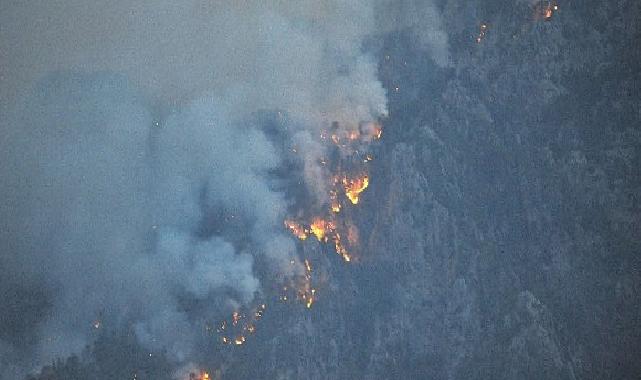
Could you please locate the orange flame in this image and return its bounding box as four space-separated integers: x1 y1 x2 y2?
332 232 352 262
277 118 383 330
343 175 369 204
234 336 246 345
300 259 316 308
305 289 316 308
374 126 382 139
285 219 308 240
280 258 317 308
304 258 312 273
217 303 266 346
535 1 559 21
310 218 329 242
357 121 383 141
330 190 342 213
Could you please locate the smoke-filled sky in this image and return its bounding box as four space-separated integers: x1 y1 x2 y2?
0 1 448 379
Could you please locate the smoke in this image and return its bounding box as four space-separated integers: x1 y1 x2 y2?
1 1 387 124
0 0 448 378
0 73 291 370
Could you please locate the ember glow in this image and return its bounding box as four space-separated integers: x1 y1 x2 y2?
534 1 559 21
279 259 317 308
216 304 266 346
330 190 342 213
373 125 383 140
332 232 352 263
323 122 382 147
188 372 208 380
301 259 316 309
476 23 488 43
361 121 383 141
284 219 309 240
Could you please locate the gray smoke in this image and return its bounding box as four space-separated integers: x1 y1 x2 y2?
0 74 294 370
1 0 387 125
0 1 447 378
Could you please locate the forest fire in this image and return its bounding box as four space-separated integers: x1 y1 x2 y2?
286 216 353 263
322 122 382 147
283 120 380 264
535 1 559 21
310 218 330 242
189 371 210 380
216 304 266 346
330 190 341 213
361 121 383 141
342 175 369 205
231 311 241 326
284 219 308 240
304 258 312 273
279 258 316 308
274 117 381 347
332 232 351 262
476 23 488 43
373 125 382 140
300 259 316 309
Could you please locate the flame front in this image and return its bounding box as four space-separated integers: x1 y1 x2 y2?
343 175 369 205
310 218 329 242
285 219 308 240
284 123 381 264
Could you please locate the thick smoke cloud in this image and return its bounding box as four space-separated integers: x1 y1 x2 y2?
0 73 292 372
1 1 387 127
0 1 447 378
